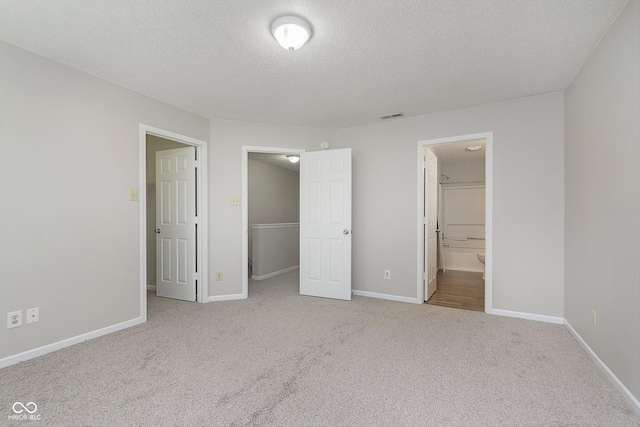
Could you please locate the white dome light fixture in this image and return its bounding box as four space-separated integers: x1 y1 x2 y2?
287 155 300 163
271 16 312 51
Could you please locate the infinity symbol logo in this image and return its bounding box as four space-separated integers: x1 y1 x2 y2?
12 402 37 414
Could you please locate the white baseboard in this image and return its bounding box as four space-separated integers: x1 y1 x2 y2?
207 293 246 302
564 320 640 415
352 290 421 304
0 316 145 369
251 266 299 281
489 308 564 324
147 285 156 291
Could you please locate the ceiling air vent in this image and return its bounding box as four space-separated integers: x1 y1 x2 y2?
380 113 404 120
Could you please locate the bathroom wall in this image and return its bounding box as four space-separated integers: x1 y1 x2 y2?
441 185 485 272
440 158 485 184
439 156 486 271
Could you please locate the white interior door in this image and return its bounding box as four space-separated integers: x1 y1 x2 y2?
156 147 196 301
300 148 352 301
425 148 438 300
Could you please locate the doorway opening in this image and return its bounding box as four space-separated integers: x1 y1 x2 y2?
417 132 493 313
139 125 209 321
241 146 305 299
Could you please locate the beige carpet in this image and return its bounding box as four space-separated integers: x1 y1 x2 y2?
1 270 639 426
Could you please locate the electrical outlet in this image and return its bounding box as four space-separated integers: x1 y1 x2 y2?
216 271 223 281
384 270 391 280
26 307 39 324
7 310 22 329
592 309 597 326
230 197 241 206
128 188 138 201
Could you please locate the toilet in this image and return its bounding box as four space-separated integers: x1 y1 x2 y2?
477 253 485 279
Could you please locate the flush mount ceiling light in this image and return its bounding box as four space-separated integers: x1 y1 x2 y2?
465 146 483 152
287 155 300 163
271 16 312 51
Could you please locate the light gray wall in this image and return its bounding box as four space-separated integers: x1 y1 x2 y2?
334 92 565 316
146 135 188 287
248 159 299 225
248 158 299 261
208 119 334 297
441 159 485 184
251 224 299 278
0 41 210 359
565 0 640 401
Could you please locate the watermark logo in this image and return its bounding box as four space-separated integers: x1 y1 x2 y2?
12 402 37 414
8 402 41 421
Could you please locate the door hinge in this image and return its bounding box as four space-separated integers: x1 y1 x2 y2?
194 216 199 224
193 160 200 167
194 272 200 280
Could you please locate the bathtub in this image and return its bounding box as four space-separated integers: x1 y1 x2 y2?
440 184 485 273
443 247 484 272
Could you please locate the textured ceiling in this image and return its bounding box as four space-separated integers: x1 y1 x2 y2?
430 139 486 166
0 0 627 129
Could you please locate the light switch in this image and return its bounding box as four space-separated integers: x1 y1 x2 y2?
231 197 241 206
129 188 138 201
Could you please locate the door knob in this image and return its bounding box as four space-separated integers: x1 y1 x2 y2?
155 229 161 234
343 229 350 235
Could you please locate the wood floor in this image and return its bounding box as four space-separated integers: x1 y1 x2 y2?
425 270 485 312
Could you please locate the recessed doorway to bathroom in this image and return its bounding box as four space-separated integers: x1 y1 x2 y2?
417 133 493 313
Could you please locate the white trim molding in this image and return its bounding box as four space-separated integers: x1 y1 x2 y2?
0 317 145 369
251 222 299 229
252 266 299 281
565 320 640 415
352 290 422 304
207 294 246 302
489 308 564 324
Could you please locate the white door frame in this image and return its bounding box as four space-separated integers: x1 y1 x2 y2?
416 132 493 313
241 145 305 298
139 124 209 319
425 147 438 300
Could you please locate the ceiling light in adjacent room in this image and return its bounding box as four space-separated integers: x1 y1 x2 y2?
271 16 312 51
287 155 300 163
465 146 483 152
